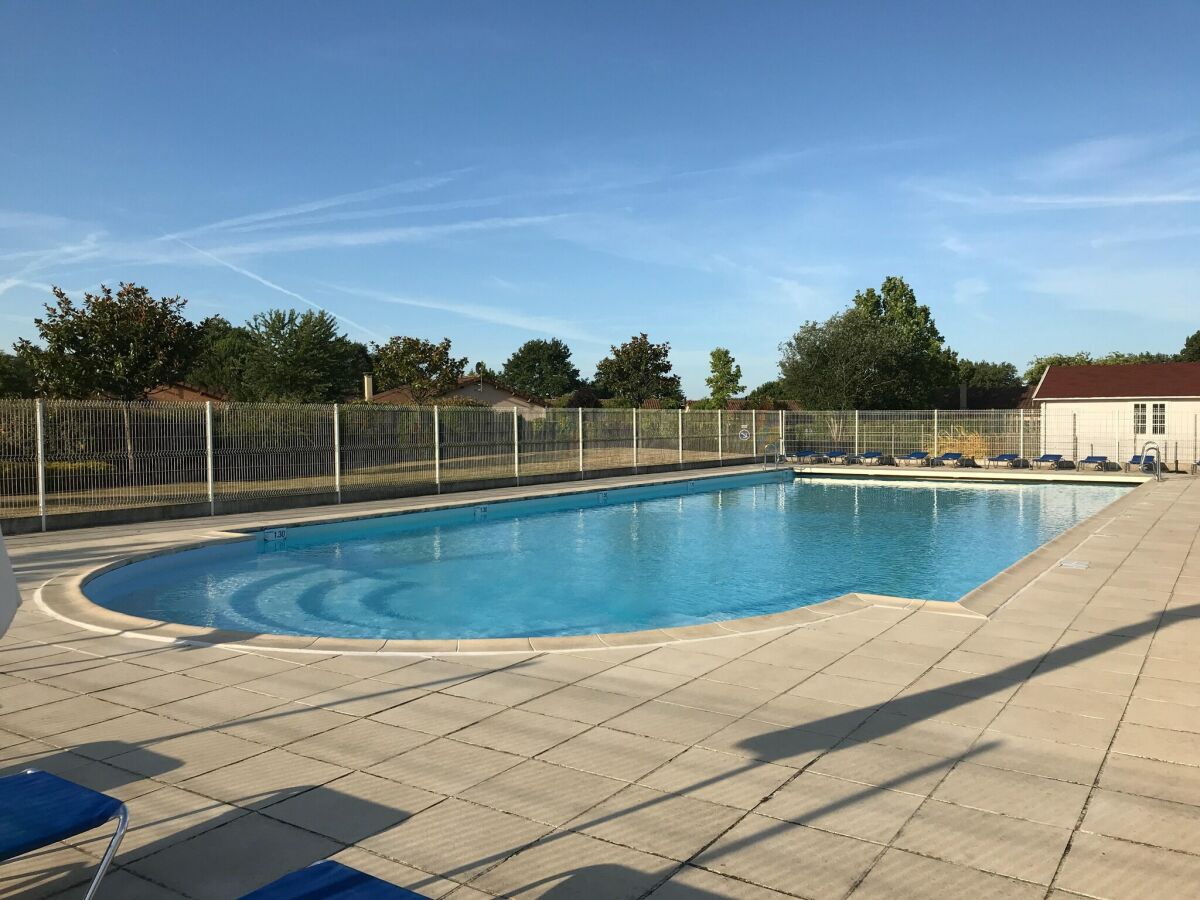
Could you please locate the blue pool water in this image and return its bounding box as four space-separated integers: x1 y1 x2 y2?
86 473 1129 640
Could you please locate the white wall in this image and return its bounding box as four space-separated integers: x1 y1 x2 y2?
1039 398 1200 465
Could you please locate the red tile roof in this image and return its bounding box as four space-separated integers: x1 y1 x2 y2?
1033 362 1200 400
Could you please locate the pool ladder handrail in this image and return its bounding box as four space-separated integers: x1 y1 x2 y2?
1138 440 1164 481
762 441 783 469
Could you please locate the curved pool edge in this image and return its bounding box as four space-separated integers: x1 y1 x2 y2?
31 473 1161 657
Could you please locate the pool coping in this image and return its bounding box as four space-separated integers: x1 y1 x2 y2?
32 465 1161 655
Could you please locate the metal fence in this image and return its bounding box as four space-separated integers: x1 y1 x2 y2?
2 400 1196 529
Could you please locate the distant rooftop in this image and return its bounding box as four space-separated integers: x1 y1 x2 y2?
1033 361 1200 401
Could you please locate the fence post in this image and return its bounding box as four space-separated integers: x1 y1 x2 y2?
513 407 520 483
332 403 341 502
717 409 723 465
1018 410 1024 459
433 406 441 492
632 407 639 474
578 407 584 475
932 409 939 457
35 399 46 532
1072 413 1078 462
751 411 757 459
678 408 684 468
779 409 785 457
854 410 859 457
204 401 215 515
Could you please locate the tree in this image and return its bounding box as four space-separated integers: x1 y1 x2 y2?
743 379 791 410
14 283 198 399
1183 330 1200 363
956 358 1022 389
1024 350 1180 384
779 276 956 409
371 336 467 404
593 334 684 407
704 348 744 406
185 316 256 400
501 338 580 399
243 309 367 402
0 352 35 398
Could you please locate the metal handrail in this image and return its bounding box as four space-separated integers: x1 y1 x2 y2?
1138 440 1163 481
762 441 782 469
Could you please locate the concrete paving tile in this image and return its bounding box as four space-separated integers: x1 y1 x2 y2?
39 660 160 694
540 727 686 782
850 848 1045 900
757 771 924 842
443 670 562 706
969 730 1107 785
746 693 875 736
0 695 134 739
50 710 187 759
370 692 503 735
286 717 434 769
606 700 735 745
310 654 417 679
696 814 882 899
567 784 742 861
371 737 523 794
296 679 418 717
822 653 929 686
1082 788 1200 855
742 639 845 671
703 658 810 693
900 667 1021 702
627 646 729 677
471 830 676 899
462 759 624 825
850 712 982 757
657 679 775 717
576 666 692 700
237 665 358 701
108 728 267 783
1029 663 1137 695
1011 682 1129 720
1056 831 1200 899
150 684 285 727
176 652 297 686
371 658 485 690
933 762 1090 828
47 867 191 899
879 688 1005 729
1113 722 1200 766
73 784 247 863
855 638 956 668
989 704 1119 750
648 865 795 899
181 747 350 809
787 672 900 707
1133 675 1200 706
262 771 442 842
939 649 1037 680
361 798 552 881
1 841 106 899
808 739 957 795
219 701 353 746
1124 696 1200 734
92 672 218 709
0 680 76 712
699 717 832 768
129 811 341 900
519 684 644 724
894 799 1071 884
512 654 614 684
1099 752 1200 807
639 746 792 810
454 708 590 757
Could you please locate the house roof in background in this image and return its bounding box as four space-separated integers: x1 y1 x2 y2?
1033 362 1200 400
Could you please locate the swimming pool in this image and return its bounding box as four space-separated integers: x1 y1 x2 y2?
84 473 1130 640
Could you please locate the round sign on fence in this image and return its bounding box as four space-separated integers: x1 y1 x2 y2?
738 428 750 441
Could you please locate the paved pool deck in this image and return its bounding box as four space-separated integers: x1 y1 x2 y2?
2 467 1199 899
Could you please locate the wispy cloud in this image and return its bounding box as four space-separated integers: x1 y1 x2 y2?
324 283 601 344
1089 225 1200 247
914 183 1200 211
159 171 469 241
177 241 383 340
1022 135 1167 182
1022 266 1199 322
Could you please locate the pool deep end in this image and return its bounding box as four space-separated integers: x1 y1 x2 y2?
84 472 1130 641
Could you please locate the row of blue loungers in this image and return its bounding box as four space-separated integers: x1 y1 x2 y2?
0 769 424 898
789 449 1162 471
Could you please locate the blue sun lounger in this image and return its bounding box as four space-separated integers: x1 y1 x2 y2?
1031 453 1063 469
859 451 883 464
986 453 1020 468
1126 453 1158 473
789 448 819 462
240 861 428 899
1080 455 1107 471
932 452 964 467
826 450 849 463
896 451 929 466
0 769 128 900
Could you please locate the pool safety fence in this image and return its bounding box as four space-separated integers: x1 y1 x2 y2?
0 400 1194 530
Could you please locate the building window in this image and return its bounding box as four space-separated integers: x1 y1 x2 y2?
1134 403 1146 434
1152 402 1166 435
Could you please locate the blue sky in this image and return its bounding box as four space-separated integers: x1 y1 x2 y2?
1 2 1197 395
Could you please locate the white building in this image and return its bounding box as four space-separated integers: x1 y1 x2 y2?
1031 362 1200 467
